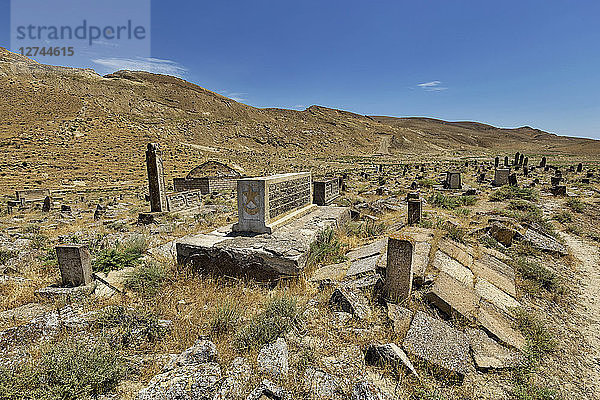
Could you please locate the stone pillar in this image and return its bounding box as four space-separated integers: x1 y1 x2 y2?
42 196 52 212
577 163 583 173
146 143 169 212
514 152 520 166
540 157 547 168
523 157 528 167
407 197 422 225
504 156 509 167
519 154 524 165
384 237 413 303
494 157 499 168
56 244 92 287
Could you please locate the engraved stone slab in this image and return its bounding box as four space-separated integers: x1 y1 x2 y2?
384 238 413 303
313 177 341 206
55 244 92 287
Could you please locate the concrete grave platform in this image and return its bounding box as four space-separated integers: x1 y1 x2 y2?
176 206 350 280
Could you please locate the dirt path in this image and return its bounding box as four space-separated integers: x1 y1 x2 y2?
558 232 600 395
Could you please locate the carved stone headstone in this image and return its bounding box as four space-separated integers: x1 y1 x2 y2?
494 157 499 168
42 196 52 212
540 157 547 168
504 156 509 167
55 244 92 287
407 198 422 225
146 143 169 213
493 169 510 187
514 152 520 166
508 174 518 187
577 163 583 173
444 172 462 189
385 237 413 303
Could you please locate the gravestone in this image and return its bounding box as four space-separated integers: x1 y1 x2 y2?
313 177 341 206
42 196 52 212
494 157 499 168
540 157 547 168
523 157 528 167
407 197 422 225
514 152 520 166
508 174 518 187
444 172 462 189
55 244 92 287
577 163 583 173
493 169 510 187
478 173 486 183
146 143 169 212
384 237 413 303
504 156 509 167
551 176 563 186
550 185 566 196
232 172 313 234
519 154 524 165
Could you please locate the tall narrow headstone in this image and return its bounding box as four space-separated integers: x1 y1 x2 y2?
494 157 499 168
42 196 52 212
514 152 520 166
519 154 524 165
56 244 92 287
146 143 169 212
540 157 547 168
504 156 509 167
385 237 413 303
523 157 528 167
407 196 422 225
577 163 583 173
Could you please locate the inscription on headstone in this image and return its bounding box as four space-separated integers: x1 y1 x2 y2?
493 169 510 187
385 237 413 303
313 177 341 206
146 143 169 212
56 244 92 287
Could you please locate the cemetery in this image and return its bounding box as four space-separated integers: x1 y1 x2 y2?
1 140 599 400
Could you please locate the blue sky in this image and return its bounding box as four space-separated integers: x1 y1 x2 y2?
1 0 600 139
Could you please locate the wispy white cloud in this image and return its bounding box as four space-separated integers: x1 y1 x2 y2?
219 90 247 102
417 80 448 91
92 57 187 77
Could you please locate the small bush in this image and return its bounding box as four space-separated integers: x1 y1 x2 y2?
29 233 51 251
92 306 163 347
454 207 471 217
514 258 561 294
0 249 17 265
428 193 476 210
343 220 385 239
566 198 585 213
0 337 126 400
209 300 241 336
444 223 467 243
552 211 572 224
93 237 147 273
235 295 300 351
307 228 346 267
490 186 538 202
513 308 556 357
508 199 540 213
417 178 438 188
124 261 167 297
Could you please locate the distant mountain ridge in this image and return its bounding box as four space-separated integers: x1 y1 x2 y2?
0 47 598 193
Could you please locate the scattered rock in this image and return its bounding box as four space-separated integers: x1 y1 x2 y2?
330 286 372 320
467 329 519 370
364 343 419 378
303 367 341 399
257 338 289 378
245 379 286 400
386 302 413 338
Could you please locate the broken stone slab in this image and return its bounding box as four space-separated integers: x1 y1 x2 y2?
245 379 286 400
478 301 525 349
0 303 53 329
35 284 94 301
471 254 516 297
364 343 419 378
488 223 520 247
176 206 350 280
346 239 386 261
387 302 413 338
330 286 372 320
257 338 289 379
403 311 472 376
310 262 348 284
425 271 479 321
521 228 568 255
163 339 218 370
412 241 432 286
432 250 474 288
303 368 341 399
213 357 252 400
467 329 519 370
345 254 379 280
437 239 473 268
475 278 520 315
350 379 394 400
340 274 384 299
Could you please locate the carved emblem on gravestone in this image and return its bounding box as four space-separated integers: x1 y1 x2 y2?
242 184 260 215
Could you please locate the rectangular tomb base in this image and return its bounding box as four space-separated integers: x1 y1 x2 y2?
176 206 350 280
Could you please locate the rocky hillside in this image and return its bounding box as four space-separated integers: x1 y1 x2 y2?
1 47 598 195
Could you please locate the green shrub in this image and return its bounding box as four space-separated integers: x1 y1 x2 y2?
0 337 126 400
93 237 147 273
514 258 561 294
343 220 385 239
513 308 556 357
566 198 585 213
92 306 163 347
552 211 572 224
235 295 300 351
209 300 241 336
428 193 476 210
307 228 346 267
508 199 540 213
417 178 438 188
29 233 51 251
0 249 17 265
490 186 538 202
124 261 167 297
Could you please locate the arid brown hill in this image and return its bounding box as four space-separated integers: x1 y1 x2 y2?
0 47 598 194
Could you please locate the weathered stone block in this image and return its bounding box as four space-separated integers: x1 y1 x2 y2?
426 272 479 320
313 177 341 206
55 244 92 287
493 169 510 187
384 237 413 303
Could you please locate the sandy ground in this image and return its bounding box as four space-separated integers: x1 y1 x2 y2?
559 232 600 397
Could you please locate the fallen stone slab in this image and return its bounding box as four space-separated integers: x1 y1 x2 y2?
475 278 520 315
437 239 473 268
310 262 348 284
0 303 53 328
34 284 94 301
432 250 474 288
345 254 379 279
246 379 286 400
213 357 252 400
467 329 519 370
350 379 394 400
346 239 386 261
425 272 479 321
364 343 419 378
521 228 568 255
176 206 350 279
403 311 472 376
478 301 525 349
471 254 516 297
340 274 384 299
387 303 413 338
330 286 372 320
412 241 432 286
303 368 341 399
